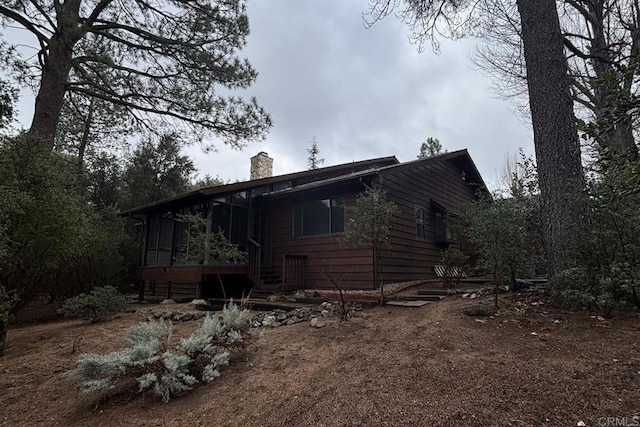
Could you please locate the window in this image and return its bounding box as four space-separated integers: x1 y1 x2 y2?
272 181 292 192
415 206 426 240
232 191 248 206
145 214 173 265
145 216 159 265
211 202 231 235
434 210 452 245
293 198 345 237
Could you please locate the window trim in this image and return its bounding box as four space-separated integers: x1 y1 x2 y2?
293 197 345 237
432 200 452 245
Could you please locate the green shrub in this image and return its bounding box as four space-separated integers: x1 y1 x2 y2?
59 286 128 323
76 302 252 402
550 266 635 316
549 268 595 310
0 285 19 356
0 285 19 326
595 273 630 318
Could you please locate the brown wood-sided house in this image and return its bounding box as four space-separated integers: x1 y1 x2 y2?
122 150 486 301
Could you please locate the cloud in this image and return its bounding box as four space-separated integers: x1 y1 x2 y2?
4 0 533 188
190 0 533 187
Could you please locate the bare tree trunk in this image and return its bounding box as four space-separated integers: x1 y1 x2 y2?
517 0 587 275
27 0 82 151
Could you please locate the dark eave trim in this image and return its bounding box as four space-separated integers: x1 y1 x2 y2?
120 155 398 215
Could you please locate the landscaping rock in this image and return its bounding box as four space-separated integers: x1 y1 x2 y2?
273 310 288 321
309 317 327 328
160 299 176 305
249 300 369 328
261 315 276 327
189 299 207 306
285 317 302 325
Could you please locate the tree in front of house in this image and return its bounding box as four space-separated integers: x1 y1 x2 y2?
455 194 529 307
54 91 132 196
121 133 196 210
0 134 135 306
472 0 639 158
417 137 444 159
191 175 226 190
0 0 271 151
364 0 587 276
179 212 246 299
343 186 398 303
0 79 17 132
0 285 19 356
307 137 325 170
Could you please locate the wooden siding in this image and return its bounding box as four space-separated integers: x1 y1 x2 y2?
266 194 375 290
133 154 479 292
377 160 477 284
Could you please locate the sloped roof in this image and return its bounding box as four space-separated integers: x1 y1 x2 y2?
379 149 486 187
121 155 398 215
262 149 487 198
121 150 487 215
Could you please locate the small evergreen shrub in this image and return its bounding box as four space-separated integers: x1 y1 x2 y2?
549 268 595 310
76 302 252 402
1 285 19 356
59 286 128 323
594 270 631 318
0 285 19 326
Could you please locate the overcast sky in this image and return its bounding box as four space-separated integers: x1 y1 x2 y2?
7 0 534 189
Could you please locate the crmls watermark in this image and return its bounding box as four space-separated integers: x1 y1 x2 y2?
598 416 640 426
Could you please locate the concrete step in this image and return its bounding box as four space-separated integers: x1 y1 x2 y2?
417 289 450 296
389 294 447 302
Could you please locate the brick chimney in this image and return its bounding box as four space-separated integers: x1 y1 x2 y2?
250 152 273 180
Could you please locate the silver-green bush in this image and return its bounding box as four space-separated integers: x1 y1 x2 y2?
76 302 252 402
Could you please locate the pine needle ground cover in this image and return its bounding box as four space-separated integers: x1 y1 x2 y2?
1 294 639 426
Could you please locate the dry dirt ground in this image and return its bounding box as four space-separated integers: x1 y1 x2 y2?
1 291 639 427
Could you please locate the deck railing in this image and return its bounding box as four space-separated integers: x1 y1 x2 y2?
247 238 262 286
282 254 307 292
